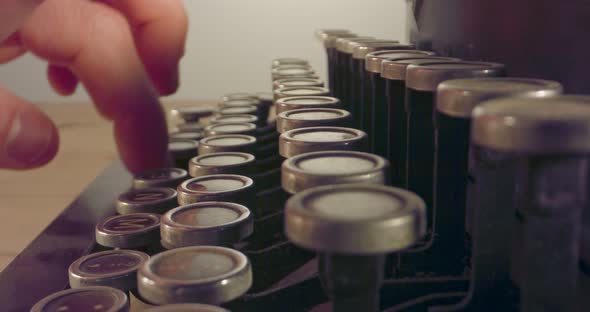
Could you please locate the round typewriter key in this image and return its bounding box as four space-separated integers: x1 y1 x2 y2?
285 184 426 311
209 114 258 125
470 96 590 311
276 108 352 133
138 246 252 304
171 107 214 123
189 152 255 177
272 57 309 68
364 50 436 156
168 139 199 170
31 286 129 312
69 250 149 290
271 67 315 80
161 202 253 248
322 32 360 92
170 132 205 142
220 98 260 107
146 304 229 312
198 135 257 155
175 123 206 133
204 122 257 137
273 63 313 71
405 61 505 234
279 126 368 158
116 187 178 215
349 42 414 127
282 151 389 194
273 86 330 102
275 96 341 115
273 78 325 91
96 213 161 249
335 37 381 104
254 91 274 110
177 174 254 206
436 78 562 235
218 105 258 118
380 57 461 188
133 168 189 189
220 92 257 102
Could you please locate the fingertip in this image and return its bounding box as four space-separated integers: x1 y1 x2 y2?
0 103 60 170
47 64 79 95
113 102 169 174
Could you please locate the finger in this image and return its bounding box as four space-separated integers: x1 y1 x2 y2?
47 64 78 95
0 86 59 169
19 0 168 173
102 0 188 95
0 0 45 42
0 32 27 64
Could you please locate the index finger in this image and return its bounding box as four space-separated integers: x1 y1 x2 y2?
19 0 169 173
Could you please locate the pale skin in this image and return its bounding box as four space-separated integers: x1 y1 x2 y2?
0 0 188 173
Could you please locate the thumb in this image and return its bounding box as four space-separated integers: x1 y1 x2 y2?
0 86 59 169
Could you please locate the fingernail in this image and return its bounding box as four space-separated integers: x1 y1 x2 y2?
5 111 53 166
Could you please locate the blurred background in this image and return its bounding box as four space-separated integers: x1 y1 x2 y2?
0 0 406 103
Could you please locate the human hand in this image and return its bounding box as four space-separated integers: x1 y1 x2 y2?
0 0 188 173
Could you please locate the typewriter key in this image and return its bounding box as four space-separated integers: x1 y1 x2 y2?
170 131 205 142
275 96 341 115
254 91 273 110
333 37 375 98
364 50 435 156
209 114 259 125
175 122 206 133
273 86 331 102
96 213 161 249
161 202 253 248
350 42 414 128
168 139 199 170
336 37 384 97
171 107 214 123
146 304 229 312
31 286 129 312
189 152 256 177
198 135 257 155
272 57 309 68
271 66 316 80
116 187 178 215
133 168 189 189
469 96 590 311
273 64 313 71
405 61 505 232
218 105 258 118
276 108 352 133
220 98 260 107
220 98 267 121
137 246 252 305
221 92 256 101
282 151 389 194
285 184 426 312
204 122 257 137
69 249 149 290
380 56 461 187
273 78 325 91
177 174 255 206
436 78 562 239
279 126 368 158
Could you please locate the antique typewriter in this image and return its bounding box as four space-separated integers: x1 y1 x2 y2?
2 2 589 311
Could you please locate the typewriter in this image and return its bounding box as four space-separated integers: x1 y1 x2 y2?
2 2 589 311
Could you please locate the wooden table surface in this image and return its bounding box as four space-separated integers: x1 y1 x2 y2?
0 99 213 271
